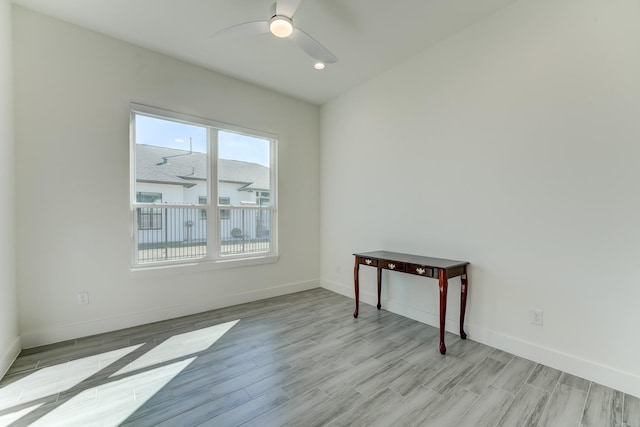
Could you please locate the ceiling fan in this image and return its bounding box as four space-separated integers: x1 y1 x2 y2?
210 0 338 69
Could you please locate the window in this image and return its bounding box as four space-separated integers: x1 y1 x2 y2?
256 191 270 206
131 104 277 267
219 197 230 220
136 192 163 230
199 197 207 220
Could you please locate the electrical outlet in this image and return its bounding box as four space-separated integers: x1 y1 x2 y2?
336 265 341 274
530 309 543 326
77 292 89 305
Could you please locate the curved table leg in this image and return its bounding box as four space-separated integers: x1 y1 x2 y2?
376 267 382 310
438 269 448 355
353 259 360 318
460 268 468 340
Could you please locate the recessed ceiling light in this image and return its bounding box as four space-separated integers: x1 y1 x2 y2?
269 16 293 38
314 62 325 70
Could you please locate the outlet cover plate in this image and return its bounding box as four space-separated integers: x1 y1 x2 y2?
530 309 543 326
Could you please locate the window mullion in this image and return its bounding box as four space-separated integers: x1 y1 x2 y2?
209 127 219 260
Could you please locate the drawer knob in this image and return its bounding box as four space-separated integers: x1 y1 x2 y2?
388 263 395 270
416 267 425 275
365 259 372 265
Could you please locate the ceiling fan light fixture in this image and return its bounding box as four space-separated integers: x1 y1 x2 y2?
314 62 325 70
269 15 293 38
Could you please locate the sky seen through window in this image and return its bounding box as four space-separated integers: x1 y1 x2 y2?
135 114 270 167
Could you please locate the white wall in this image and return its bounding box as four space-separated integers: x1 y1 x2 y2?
13 7 320 347
0 0 19 378
321 0 640 397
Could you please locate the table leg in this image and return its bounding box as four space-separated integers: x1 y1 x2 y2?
460 267 468 340
376 267 382 310
438 269 448 355
353 258 360 318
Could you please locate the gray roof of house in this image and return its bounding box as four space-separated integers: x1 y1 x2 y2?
136 144 270 190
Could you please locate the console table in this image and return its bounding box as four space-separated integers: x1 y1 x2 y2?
353 251 469 355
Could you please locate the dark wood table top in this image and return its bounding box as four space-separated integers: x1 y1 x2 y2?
353 251 469 270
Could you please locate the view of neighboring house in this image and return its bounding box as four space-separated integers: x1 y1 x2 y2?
135 144 271 260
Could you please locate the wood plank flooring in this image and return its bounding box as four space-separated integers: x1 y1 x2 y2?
1 288 638 426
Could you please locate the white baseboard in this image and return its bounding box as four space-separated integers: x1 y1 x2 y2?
321 279 640 399
0 336 21 379
21 280 320 349
468 323 640 399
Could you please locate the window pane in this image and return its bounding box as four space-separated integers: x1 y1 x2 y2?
134 113 208 264
218 131 271 256
134 114 208 205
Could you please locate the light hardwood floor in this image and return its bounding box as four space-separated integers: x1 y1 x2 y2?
1 288 638 426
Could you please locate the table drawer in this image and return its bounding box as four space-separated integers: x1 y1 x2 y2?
406 263 434 277
380 260 405 272
358 257 378 267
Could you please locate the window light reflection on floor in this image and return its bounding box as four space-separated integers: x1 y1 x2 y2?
113 320 239 376
0 320 239 426
0 403 44 426
30 359 195 427
0 345 143 412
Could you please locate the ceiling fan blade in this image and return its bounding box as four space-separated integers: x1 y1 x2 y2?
276 0 303 18
209 21 269 39
290 28 338 63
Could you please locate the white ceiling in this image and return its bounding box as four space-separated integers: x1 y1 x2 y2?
12 0 519 105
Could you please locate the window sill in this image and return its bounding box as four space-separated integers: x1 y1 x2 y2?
130 254 279 277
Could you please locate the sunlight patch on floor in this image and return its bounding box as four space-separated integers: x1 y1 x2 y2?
112 320 240 376
29 358 195 427
0 320 240 426
0 345 143 412
0 403 43 426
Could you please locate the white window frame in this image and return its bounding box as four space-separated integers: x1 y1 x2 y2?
130 103 278 270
